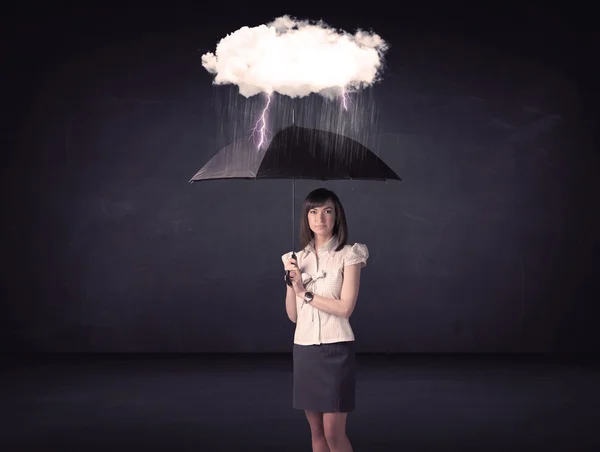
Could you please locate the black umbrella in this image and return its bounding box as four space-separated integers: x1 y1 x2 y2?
189 124 401 284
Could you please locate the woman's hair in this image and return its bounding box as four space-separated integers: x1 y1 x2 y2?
299 188 348 251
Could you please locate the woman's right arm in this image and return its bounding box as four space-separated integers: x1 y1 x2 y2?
285 284 298 323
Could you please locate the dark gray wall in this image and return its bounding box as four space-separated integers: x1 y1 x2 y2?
3 5 599 352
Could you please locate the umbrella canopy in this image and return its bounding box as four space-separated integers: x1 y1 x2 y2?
189 124 401 182
190 124 401 286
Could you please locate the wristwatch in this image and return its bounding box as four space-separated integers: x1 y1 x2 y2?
303 291 314 303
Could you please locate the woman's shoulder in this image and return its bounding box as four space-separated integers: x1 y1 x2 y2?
338 242 369 267
339 242 369 254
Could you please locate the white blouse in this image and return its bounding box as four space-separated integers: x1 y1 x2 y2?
281 235 369 346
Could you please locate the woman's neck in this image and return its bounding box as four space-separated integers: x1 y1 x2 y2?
313 234 333 250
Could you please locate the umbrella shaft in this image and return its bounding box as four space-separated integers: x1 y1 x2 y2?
292 177 295 251
284 177 296 288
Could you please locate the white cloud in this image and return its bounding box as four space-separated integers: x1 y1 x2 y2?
201 15 389 98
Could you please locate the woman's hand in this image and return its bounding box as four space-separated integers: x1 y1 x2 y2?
284 258 305 295
284 257 300 281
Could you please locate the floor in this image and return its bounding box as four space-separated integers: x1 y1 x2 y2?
3 354 599 451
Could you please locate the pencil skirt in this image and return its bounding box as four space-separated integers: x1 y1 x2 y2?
292 340 356 413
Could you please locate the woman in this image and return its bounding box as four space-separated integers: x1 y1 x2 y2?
281 188 369 452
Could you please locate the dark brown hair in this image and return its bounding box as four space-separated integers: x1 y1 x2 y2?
299 188 348 251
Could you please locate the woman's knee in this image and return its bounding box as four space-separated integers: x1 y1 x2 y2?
323 413 348 446
324 429 345 448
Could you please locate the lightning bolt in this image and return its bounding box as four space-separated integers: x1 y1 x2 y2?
251 93 272 149
341 87 349 111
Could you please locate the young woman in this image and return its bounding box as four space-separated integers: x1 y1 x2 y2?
281 188 369 452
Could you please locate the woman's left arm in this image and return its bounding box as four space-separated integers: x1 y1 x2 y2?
294 263 362 318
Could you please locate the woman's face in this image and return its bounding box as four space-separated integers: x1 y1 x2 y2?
308 200 336 238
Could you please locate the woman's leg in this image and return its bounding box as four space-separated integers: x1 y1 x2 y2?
305 410 330 452
323 412 352 452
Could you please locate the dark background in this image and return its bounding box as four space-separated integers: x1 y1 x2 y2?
3 3 599 353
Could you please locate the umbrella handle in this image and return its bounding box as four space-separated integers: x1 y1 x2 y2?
285 252 297 287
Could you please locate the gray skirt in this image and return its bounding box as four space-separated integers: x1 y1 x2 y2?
293 341 356 413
